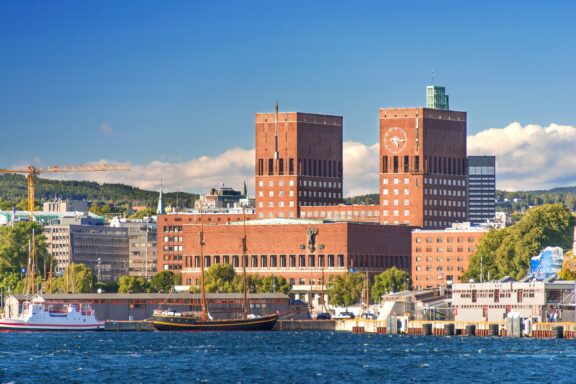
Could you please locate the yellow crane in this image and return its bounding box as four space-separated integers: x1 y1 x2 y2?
0 163 130 219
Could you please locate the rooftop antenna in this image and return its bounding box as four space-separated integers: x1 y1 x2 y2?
431 68 435 85
274 100 279 161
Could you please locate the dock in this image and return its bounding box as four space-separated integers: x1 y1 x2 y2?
105 320 155 331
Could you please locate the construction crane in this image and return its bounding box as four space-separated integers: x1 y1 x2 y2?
0 163 130 219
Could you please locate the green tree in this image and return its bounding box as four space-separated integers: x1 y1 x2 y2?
204 264 238 293
151 270 182 292
118 275 150 293
328 272 364 307
465 204 576 281
50 263 96 293
370 267 409 301
0 221 49 278
257 275 291 295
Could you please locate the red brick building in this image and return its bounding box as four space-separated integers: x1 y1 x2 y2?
379 108 468 228
158 91 473 295
255 109 343 219
411 223 487 290
157 214 412 286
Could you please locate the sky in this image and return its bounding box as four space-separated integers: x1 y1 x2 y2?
0 1 574 195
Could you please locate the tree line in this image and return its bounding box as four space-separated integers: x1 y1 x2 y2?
0 173 198 215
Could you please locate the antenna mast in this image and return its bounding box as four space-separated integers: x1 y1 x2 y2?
199 206 207 321
274 100 279 161
242 207 248 320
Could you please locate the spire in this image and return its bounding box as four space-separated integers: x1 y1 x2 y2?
243 179 248 198
156 181 166 215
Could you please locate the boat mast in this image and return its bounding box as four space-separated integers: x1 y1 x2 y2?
321 267 326 313
199 205 207 321
241 207 248 320
26 228 36 295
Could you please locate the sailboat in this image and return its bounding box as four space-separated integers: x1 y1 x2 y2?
152 207 278 331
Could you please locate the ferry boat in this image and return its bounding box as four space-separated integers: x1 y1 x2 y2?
0 294 105 331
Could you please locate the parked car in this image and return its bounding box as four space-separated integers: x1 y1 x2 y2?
360 313 377 320
334 311 355 319
316 312 332 320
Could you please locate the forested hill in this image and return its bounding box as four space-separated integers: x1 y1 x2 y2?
344 187 576 212
0 174 198 209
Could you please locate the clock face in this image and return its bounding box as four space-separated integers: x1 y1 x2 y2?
384 127 408 153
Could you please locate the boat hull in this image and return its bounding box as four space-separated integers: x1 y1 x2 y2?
152 314 278 331
0 321 105 331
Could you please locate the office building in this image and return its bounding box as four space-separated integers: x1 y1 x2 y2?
468 155 496 224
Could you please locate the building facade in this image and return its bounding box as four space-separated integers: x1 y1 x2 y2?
157 214 412 293
379 106 468 228
255 107 343 219
110 218 158 279
411 222 487 290
452 279 576 322
468 155 496 224
45 224 129 282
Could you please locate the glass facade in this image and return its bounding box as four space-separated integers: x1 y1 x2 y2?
467 156 496 224
426 85 449 110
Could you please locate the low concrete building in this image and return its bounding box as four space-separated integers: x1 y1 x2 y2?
110 218 157 279
10 293 297 321
452 277 576 322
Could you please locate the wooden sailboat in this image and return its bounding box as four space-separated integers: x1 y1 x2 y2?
152 207 278 331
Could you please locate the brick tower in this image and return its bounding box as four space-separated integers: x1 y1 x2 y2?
379 91 468 228
255 103 343 219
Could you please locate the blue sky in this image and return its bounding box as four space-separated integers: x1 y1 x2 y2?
0 1 575 193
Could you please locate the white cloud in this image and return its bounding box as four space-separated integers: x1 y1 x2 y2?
468 122 576 191
99 123 113 136
342 141 380 196
39 122 576 198
41 148 255 196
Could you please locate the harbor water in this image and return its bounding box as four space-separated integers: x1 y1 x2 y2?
1 331 574 383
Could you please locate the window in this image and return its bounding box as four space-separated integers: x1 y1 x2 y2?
308 255 315 267
279 158 284 175
337 254 344 267
268 159 274 175
233 255 239 267
251 256 258 268
280 255 286 268
393 156 399 173
299 255 305 267
289 255 296 268
258 159 264 176
270 255 277 268
261 255 267 268
328 254 335 267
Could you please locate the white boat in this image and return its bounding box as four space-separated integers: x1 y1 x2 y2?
0 294 105 331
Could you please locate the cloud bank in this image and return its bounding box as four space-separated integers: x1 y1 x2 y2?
468 122 576 191
40 122 576 197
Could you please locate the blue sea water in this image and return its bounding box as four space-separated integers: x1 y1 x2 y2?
0 332 574 383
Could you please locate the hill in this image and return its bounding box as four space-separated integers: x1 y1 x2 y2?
0 174 198 211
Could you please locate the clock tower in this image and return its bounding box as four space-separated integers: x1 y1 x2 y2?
379 102 468 229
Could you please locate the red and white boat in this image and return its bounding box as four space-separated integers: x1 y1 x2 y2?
0 294 105 331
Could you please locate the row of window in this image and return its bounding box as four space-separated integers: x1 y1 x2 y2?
382 156 466 176
424 189 465 197
416 236 476 244
257 179 342 189
180 254 347 269
424 210 466 218
257 158 343 178
301 210 379 219
415 265 464 272
415 255 466 261
163 226 183 233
